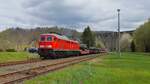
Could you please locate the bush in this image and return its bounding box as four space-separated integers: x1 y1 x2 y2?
0 49 4 52
130 40 135 52
5 49 17 52
133 20 150 52
120 33 132 51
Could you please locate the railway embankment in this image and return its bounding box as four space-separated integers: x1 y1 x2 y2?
24 53 150 84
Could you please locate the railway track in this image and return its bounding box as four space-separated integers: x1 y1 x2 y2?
0 54 99 84
0 58 42 68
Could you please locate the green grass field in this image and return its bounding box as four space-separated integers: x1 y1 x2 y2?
0 52 39 63
24 53 150 84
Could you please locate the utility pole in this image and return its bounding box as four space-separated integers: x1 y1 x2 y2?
117 9 121 57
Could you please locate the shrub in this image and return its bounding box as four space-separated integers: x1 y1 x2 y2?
0 49 4 52
120 33 132 51
133 20 150 52
6 49 17 52
130 40 135 52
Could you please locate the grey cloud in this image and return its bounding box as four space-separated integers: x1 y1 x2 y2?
24 0 91 25
0 0 150 31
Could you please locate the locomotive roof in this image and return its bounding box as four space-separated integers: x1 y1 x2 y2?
40 33 79 43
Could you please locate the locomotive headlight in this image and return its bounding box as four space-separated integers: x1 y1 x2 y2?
47 45 52 48
40 45 44 48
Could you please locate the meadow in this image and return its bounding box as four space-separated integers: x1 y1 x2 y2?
0 52 39 63
25 52 150 84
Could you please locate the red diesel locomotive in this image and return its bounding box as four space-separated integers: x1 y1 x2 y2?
38 33 80 58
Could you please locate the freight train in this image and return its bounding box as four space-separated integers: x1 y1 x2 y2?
38 33 105 59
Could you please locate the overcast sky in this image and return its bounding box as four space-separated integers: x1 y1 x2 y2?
0 0 149 32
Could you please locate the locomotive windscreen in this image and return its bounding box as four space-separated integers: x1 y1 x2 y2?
47 36 52 41
40 36 45 41
40 35 52 41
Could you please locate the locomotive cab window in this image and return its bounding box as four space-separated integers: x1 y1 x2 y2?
40 36 45 41
47 36 52 41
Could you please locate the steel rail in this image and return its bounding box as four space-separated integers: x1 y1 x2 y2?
0 54 99 84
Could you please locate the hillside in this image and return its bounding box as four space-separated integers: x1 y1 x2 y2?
95 30 135 51
0 27 81 51
0 27 135 51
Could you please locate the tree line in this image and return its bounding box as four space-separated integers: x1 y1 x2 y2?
81 19 150 52
81 26 105 48
0 27 81 51
0 19 149 53
133 19 150 52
